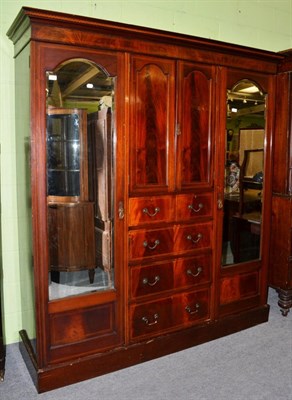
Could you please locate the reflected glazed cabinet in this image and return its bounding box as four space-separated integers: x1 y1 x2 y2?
47 108 96 283
7 7 285 393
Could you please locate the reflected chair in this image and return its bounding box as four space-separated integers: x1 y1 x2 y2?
231 149 263 263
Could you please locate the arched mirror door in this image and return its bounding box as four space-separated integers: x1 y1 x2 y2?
46 59 116 300
221 79 266 266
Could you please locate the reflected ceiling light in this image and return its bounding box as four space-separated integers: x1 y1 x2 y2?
239 85 259 94
48 74 57 81
231 107 238 113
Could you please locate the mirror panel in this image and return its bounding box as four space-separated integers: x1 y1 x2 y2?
222 80 265 266
46 59 116 300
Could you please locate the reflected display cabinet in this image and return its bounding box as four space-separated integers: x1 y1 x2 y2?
7 7 286 393
47 107 96 284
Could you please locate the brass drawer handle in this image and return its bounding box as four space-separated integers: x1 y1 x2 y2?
142 275 160 286
143 239 160 250
142 207 160 217
187 266 203 277
142 313 159 326
186 233 203 244
188 203 203 213
185 303 200 315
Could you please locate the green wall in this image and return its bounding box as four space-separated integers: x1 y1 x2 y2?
0 0 291 344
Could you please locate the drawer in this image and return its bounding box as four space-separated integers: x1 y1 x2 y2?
130 262 174 299
129 196 175 226
175 255 211 288
130 288 210 340
176 193 213 221
129 227 173 261
130 255 211 299
174 223 212 254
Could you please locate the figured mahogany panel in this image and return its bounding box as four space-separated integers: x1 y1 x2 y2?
128 196 175 226
176 192 213 221
130 55 175 194
50 303 115 346
220 271 259 305
130 289 210 340
48 300 123 363
177 62 213 189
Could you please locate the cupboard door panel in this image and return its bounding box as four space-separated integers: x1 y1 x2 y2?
177 62 214 189
128 196 175 226
129 56 175 194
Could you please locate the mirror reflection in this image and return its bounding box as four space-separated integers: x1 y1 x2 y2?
46 59 116 300
222 80 265 266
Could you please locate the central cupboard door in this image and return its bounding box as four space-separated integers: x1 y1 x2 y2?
128 55 215 340
129 55 215 194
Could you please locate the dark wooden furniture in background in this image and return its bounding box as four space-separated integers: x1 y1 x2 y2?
0 284 5 381
231 149 263 263
48 202 96 283
7 7 285 393
47 108 96 283
269 50 292 316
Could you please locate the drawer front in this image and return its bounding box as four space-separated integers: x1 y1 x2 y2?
130 255 211 299
130 289 210 340
130 262 174 299
129 228 173 261
176 193 213 221
174 223 212 254
129 196 175 226
175 255 211 288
